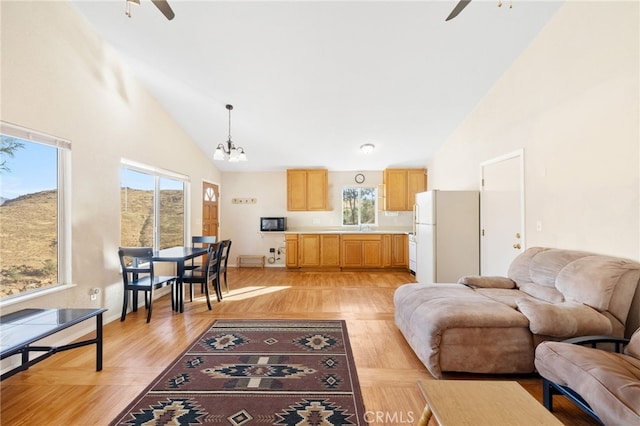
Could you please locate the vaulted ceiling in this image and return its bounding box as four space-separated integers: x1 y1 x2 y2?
71 0 563 172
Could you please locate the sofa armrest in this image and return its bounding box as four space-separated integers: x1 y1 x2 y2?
562 335 629 353
457 275 516 289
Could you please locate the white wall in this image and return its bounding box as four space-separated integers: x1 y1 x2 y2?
219 170 414 266
0 1 221 327
428 0 639 262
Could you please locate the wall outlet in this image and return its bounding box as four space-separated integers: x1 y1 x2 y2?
89 288 100 301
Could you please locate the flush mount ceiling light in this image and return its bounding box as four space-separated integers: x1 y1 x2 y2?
214 104 247 162
360 143 375 155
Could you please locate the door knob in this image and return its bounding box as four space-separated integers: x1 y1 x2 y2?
513 243 521 249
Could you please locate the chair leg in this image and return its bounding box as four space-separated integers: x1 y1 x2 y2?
542 378 554 412
121 290 129 321
224 270 229 293
204 280 212 310
214 276 223 302
132 291 139 312
171 283 176 311
146 289 153 323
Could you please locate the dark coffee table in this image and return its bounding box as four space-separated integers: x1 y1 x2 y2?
0 308 107 380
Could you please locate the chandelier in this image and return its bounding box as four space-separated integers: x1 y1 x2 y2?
214 104 247 162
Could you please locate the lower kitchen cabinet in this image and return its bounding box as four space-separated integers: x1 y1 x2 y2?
289 234 340 268
392 234 408 267
341 234 383 268
285 234 298 268
287 233 408 270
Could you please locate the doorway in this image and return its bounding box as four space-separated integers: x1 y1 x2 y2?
202 181 219 240
480 150 525 276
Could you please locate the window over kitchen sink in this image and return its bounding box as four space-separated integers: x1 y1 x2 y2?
342 187 377 227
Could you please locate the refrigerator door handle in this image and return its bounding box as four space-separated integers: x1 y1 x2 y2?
413 204 418 237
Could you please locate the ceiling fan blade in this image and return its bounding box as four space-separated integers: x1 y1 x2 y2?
151 0 175 20
446 0 472 21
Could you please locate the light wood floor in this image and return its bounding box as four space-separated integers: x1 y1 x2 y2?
1 268 598 425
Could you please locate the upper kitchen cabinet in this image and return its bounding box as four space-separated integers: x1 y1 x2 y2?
382 168 427 211
287 169 329 211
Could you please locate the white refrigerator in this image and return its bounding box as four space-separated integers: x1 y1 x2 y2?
414 190 480 284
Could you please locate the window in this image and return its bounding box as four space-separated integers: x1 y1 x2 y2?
342 187 377 226
120 161 187 250
0 122 71 300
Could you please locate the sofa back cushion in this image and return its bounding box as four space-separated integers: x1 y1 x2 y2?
556 257 638 311
507 248 640 332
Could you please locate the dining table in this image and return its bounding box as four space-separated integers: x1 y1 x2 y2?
153 246 209 313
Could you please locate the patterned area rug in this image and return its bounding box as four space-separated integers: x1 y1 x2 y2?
110 320 367 425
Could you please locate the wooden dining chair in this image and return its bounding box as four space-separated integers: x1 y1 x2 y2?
185 235 217 272
118 247 177 323
182 242 224 309
219 239 232 294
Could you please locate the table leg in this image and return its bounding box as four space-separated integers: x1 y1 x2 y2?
177 261 184 313
96 312 103 371
418 404 432 426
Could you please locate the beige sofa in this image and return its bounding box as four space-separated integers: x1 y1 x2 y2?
394 247 640 378
535 329 640 425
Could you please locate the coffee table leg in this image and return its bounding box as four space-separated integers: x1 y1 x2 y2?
96 312 103 371
418 404 432 426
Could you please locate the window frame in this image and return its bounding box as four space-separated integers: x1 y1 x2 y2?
341 185 378 227
120 159 190 251
0 121 72 303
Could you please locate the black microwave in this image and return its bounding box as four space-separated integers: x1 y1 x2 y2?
260 217 286 232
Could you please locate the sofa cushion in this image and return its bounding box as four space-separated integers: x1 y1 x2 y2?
528 249 590 288
556 257 637 311
475 288 530 309
507 247 549 283
517 282 565 304
516 298 612 337
535 341 640 425
394 283 530 378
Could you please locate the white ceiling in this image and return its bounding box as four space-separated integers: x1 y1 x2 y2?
70 0 563 172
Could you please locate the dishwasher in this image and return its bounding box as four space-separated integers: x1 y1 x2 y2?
408 233 416 275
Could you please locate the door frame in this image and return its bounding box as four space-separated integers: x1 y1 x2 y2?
479 149 525 275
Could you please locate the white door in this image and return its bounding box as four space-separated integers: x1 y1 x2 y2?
480 151 524 276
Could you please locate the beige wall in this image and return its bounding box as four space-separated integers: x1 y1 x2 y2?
428 0 639 262
0 1 221 327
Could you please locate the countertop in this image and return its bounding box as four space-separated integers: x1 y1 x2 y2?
283 228 412 235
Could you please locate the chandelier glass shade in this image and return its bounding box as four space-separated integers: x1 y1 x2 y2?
214 104 247 162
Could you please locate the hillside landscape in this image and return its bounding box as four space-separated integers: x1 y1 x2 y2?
0 188 183 298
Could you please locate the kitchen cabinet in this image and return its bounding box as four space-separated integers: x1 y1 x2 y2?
320 235 341 267
285 234 298 268
382 168 427 211
287 169 328 211
381 234 408 268
341 234 383 268
287 232 409 270
290 234 340 268
392 234 409 267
